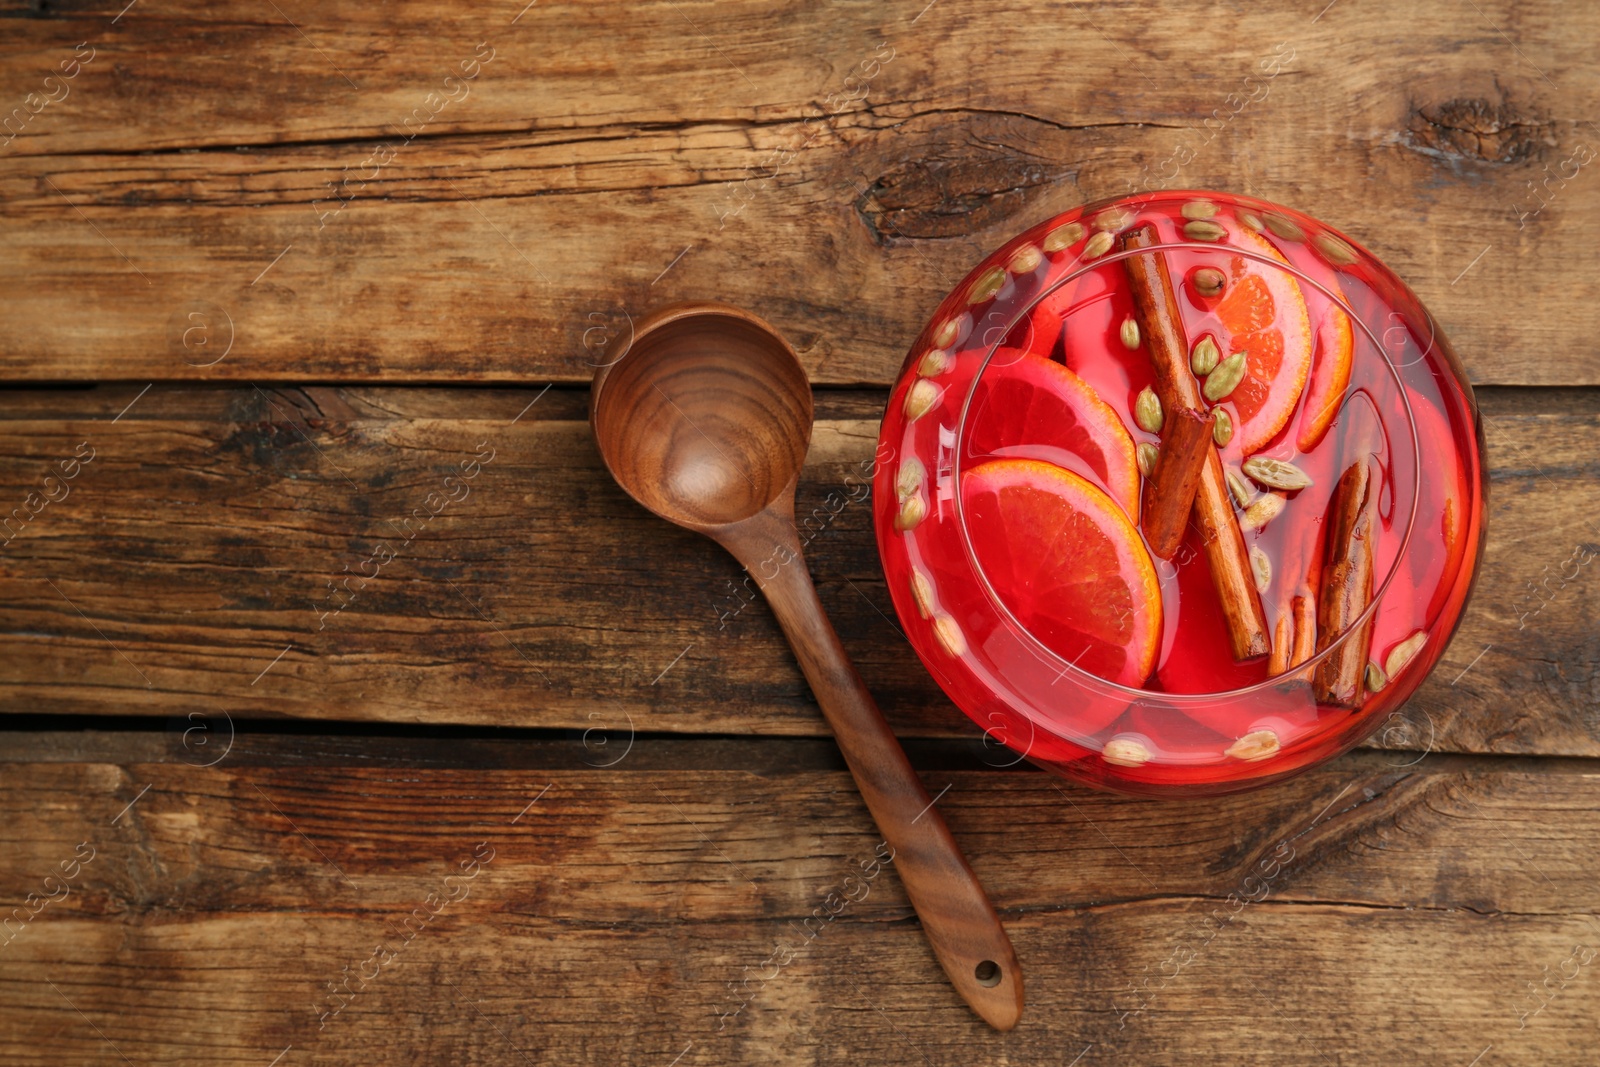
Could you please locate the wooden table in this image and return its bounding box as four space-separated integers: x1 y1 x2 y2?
3 1 1597 1062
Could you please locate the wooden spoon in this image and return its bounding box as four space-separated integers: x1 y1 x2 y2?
590 302 1024 1031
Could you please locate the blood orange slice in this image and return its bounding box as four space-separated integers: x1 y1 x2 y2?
964 353 1141 523
1206 226 1313 454
1026 273 1086 363
1295 300 1355 451
961 459 1162 687
1029 290 1067 362
1409 393 1473 621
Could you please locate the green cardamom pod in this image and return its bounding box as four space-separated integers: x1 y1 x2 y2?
1203 351 1247 401
1191 336 1221 376
1242 455 1313 491
1134 387 1164 434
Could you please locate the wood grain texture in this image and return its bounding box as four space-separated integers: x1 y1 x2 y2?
0 749 1597 1065
0 385 1593 756
0 0 1596 385
3 6 1595 1063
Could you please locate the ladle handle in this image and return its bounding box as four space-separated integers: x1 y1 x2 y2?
722 511 1024 1031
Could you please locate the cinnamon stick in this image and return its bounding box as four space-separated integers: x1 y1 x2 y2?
1141 407 1215 559
1313 457 1377 707
1268 596 1317 677
1290 595 1316 668
1268 612 1292 676
1121 225 1271 660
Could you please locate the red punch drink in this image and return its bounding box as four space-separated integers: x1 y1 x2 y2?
875 192 1485 796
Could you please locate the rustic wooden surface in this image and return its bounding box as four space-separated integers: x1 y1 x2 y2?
0 0 1597 385
0 385 1593 757
2 736 1599 1065
4 0 1599 1062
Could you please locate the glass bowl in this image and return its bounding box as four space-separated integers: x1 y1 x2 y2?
873 190 1487 796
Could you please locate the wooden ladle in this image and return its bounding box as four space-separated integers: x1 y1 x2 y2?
590 302 1023 1031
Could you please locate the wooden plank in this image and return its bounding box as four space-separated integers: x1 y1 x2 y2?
0 1 1596 385
0 384 1593 756
0 751 1596 1063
